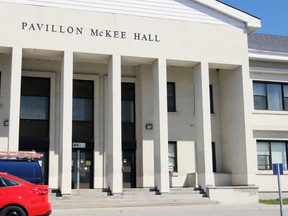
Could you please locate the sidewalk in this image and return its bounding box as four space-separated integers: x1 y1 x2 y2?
51 203 288 216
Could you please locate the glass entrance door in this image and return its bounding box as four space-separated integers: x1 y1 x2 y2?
122 83 136 188
72 150 93 189
122 151 136 188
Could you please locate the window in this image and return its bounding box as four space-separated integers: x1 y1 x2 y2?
73 80 94 140
0 178 5 187
168 141 177 172
20 77 50 140
212 142 217 172
257 141 288 170
0 177 19 187
73 80 93 121
209 85 214 114
122 101 134 123
20 77 50 120
167 82 176 112
253 81 288 111
0 72 1 95
73 98 93 121
20 96 49 120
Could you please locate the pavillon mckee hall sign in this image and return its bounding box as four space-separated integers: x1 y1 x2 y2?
21 22 161 43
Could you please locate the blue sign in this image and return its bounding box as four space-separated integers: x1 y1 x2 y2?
273 163 284 175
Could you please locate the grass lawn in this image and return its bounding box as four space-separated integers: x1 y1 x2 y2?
260 198 288 205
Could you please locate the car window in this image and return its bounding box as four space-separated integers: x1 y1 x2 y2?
1 177 19 187
0 177 6 187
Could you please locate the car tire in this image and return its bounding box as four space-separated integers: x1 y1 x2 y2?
0 206 27 216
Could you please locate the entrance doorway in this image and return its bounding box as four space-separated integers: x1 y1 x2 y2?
71 80 94 189
122 151 136 188
72 150 93 189
19 77 50 185
122 83 136 188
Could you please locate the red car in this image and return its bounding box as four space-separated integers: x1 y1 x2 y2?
0 172 51 216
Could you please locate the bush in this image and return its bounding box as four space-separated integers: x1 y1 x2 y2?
260 198 288 205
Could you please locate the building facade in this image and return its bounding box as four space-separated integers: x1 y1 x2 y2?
0 0 286 201
249 34 288 199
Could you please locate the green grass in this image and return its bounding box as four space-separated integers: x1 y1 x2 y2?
260 198 288 205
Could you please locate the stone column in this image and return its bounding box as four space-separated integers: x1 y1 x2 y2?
153 59 169 194
8 47 22 151
194 62 214 189
59 51 73 195
107 55 122 194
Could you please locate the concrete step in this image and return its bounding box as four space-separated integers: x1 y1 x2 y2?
50 188 217 209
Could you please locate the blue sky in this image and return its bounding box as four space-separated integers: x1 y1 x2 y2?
219 0 288 36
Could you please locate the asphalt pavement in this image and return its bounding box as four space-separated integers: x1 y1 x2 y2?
51 203 288 216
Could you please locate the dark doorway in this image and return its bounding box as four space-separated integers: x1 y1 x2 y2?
72 80 94 189
122 83 136 188
19 77 50 185
72 149 93 189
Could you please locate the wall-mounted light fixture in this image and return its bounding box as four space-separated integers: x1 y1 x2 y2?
145 123 153 130
4 120 9 127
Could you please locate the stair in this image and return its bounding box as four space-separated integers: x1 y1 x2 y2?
49 187 217 209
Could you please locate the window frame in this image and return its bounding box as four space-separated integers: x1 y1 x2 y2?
257 140 288 170
253 81 288 111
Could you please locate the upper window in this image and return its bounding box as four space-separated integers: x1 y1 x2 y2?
20 77 50 120
168 141 177 172
167 82 176 112
73 80 93 122
122 101 134 123
253 81 288 111
257 141 288 170
20 96 49 120
73 98 93 121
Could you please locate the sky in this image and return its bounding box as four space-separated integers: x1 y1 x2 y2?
219 0 288 36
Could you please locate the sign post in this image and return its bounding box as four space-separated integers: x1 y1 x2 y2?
273 163 284 216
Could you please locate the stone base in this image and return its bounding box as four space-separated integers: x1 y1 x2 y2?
207 186 259 204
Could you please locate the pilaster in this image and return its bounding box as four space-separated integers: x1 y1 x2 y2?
194 62 214 189
153 58 169 194
107 55 122 194
59 50 73 195
8 47 22 151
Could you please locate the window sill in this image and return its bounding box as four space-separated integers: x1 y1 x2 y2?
169 172 178 177
168 111 179 116
252 110 288 115
257 170 288 175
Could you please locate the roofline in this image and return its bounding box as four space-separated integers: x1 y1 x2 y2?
249 49 288 62
193 0 261 33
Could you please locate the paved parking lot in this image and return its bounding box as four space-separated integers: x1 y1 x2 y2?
51 204 288 216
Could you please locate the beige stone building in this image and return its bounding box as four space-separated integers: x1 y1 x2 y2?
0 0 286 203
